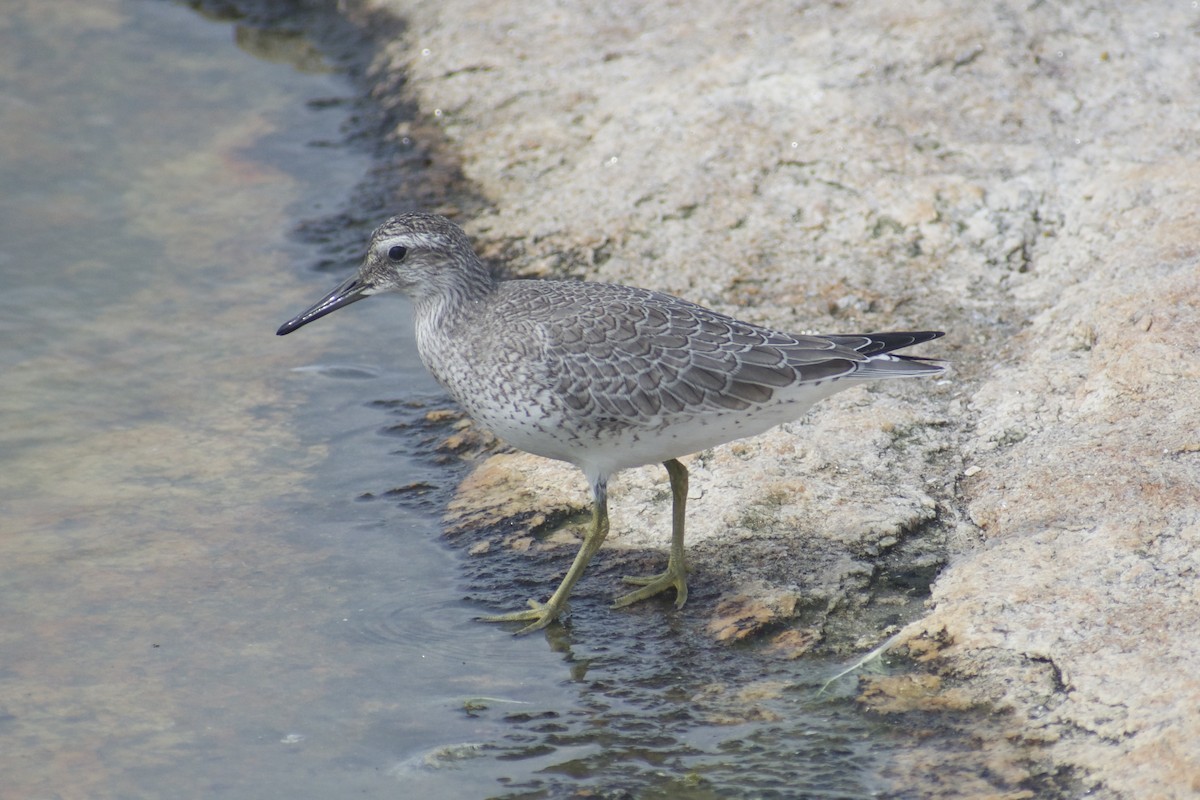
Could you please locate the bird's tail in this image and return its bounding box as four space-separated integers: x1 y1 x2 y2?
830 331 946 379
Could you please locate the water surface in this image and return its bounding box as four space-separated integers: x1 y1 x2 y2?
0 1 573 796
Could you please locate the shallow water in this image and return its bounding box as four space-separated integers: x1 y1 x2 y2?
0 1 912 797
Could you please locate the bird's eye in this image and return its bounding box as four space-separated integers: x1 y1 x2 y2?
387 245 407 261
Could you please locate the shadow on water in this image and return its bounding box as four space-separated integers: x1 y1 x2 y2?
0 0 943 797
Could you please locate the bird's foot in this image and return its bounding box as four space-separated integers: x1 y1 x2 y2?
612 563 688 609
477 598 563 635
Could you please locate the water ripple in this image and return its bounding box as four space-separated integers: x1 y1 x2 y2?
342 593 533 670
290 363 382 379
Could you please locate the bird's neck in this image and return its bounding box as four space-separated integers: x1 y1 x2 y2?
413 258 496 340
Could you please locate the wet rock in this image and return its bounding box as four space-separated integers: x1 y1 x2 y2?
706 590 799 643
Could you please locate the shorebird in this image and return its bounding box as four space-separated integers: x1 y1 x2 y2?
278 213 944 633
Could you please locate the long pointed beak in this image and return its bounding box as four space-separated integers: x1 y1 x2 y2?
277 274 372 336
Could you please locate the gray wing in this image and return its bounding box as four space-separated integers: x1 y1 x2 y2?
499 281 936 423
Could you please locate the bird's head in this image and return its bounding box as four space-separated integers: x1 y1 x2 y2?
277 213 489 336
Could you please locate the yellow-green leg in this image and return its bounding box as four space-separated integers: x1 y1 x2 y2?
612 458 690 609
478 478 610 634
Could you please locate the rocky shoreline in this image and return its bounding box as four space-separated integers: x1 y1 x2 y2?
350 2 1200 796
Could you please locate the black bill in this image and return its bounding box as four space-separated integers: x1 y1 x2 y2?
277 274 371 336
